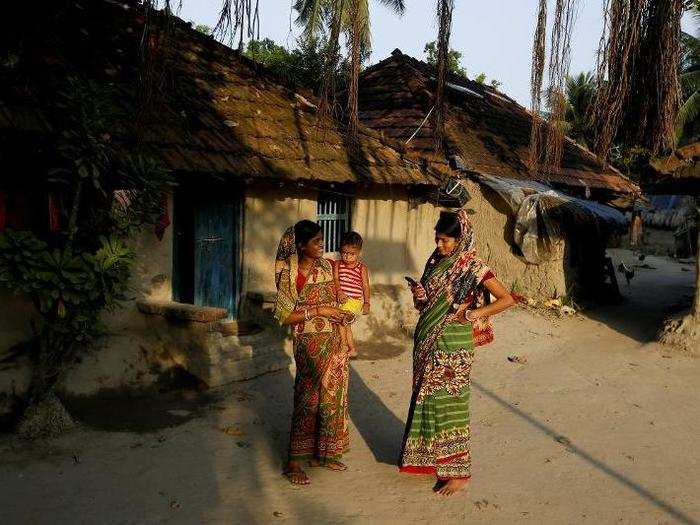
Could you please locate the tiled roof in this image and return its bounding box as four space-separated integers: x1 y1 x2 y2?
357 50 639 195
645 142 700 195
0 1 441 187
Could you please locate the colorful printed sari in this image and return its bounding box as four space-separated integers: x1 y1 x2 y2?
399 210 494 480
275 228 349 462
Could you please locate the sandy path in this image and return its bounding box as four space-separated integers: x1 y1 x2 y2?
0 251 698 524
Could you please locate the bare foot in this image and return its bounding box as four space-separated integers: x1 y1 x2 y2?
307 459 348 471
283 462 310 485
434 478 469 496
347 347 358 359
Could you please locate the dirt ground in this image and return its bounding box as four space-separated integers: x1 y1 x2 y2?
1 249 698 525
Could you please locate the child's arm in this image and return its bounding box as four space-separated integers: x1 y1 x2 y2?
334 261 347 302
361 264 371 314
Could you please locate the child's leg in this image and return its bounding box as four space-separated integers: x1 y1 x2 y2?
340 324 350 354
346 325 358 357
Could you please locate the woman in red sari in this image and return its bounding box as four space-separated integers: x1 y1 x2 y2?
274 220 354 485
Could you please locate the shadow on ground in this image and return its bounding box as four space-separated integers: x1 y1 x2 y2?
63 389 223 433
579 251 696 344
348 365 405 466
473 380 699 525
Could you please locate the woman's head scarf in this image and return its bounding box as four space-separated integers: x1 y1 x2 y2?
274 226 299 324
421 209 490 310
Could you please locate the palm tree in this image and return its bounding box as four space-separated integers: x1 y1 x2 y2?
564 72 596 148
294 0 405 134
433 0 454 151
676 23 700 144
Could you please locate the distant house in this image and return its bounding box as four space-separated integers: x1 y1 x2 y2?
356 49 640 297
641 142 700 257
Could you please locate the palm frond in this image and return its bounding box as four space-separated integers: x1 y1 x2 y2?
681 68 700 92
294 0 329 43
377 0 405 15
676 90 700 138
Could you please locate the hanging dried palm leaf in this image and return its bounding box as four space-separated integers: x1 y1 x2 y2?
592 0 683 158
433 0 454 152
347 0 363 139
137 1 174 127
543 0 577 174
529 0 548 172
318 0 346 120
214 0 261 50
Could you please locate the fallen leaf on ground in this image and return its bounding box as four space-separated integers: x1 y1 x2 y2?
273 511 284 518
544 298 562 309
236 441 251 448
170 501 180 509
218 426 245 438
507 355 527 364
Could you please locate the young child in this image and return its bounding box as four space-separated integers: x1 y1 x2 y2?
334 231 371 358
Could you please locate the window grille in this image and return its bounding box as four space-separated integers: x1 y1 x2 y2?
317 193 351 253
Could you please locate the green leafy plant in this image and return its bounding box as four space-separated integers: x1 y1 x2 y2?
243 37 348 93
424 41 467 78
0 78 172 432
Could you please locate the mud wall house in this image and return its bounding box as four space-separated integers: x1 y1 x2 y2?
637 143 700 257
639 142 700 351
356 50 641 299
643 142 700 289
0 0 450 414
639 195 697 257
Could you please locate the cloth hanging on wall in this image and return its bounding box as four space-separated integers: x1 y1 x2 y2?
155 193 170 241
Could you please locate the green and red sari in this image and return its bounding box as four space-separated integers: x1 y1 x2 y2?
275 229 349 463
400 210 494 480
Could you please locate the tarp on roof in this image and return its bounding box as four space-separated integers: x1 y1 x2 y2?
476 174 626 264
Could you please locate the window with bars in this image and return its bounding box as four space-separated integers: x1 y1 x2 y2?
317 193 351 253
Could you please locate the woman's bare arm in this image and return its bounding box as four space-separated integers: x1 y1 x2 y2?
282 305 348 325
472 277 514 319
453 277 514 323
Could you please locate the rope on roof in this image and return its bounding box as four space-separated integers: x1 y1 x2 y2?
406 105 435 145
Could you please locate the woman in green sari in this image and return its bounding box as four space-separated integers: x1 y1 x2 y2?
400 210 515 496
274 220 355 486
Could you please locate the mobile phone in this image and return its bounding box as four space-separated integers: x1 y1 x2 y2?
404 276 418 287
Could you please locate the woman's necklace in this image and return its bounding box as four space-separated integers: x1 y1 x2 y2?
298 258 315 276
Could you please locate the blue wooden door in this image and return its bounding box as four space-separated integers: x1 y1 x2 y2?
194 198 240 318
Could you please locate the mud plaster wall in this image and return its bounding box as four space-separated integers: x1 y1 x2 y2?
0 183 573 406
462 179 568 298
241 184 318 298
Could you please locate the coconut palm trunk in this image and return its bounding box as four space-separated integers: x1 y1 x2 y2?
347 0 362 138
318 0 346 118
295 0 405 122
434 0 454 151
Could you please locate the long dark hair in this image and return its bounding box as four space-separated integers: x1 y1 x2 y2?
294 220 322 251
434 211 462 238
